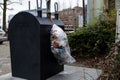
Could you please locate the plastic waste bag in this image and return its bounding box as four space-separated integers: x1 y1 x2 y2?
50 24 76 65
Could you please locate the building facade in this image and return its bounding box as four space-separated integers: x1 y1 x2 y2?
59 6 83 29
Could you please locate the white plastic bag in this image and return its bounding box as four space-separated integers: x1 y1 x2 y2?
50 24 76 65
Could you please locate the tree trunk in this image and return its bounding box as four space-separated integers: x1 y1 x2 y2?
83 0 86 27
2 0 7 32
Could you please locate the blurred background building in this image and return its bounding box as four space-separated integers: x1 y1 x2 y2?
59 6 85 32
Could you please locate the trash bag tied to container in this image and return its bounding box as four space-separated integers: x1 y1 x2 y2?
51 24 76 65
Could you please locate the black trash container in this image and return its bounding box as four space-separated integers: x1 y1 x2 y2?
8 11 64 80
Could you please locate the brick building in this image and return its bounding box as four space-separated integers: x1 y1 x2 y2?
59 6 83 30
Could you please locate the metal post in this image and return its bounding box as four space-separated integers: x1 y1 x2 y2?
36 0 42 9
47 0 51 18
54 2 59 19
37 0 42 17
47 0 51 13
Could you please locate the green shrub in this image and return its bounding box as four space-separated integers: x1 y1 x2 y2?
68 9 116 57
68 26 115 57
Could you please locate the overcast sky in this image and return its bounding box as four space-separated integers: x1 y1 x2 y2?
0 0 87 23
6 0 87 15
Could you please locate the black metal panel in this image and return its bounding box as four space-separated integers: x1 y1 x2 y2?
36 17 64 26
8 12 64 80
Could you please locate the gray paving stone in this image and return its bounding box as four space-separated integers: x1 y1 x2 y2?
0 65 102 80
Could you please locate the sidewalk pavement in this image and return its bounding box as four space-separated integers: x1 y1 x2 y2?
0 65 102 80
0 42 102 80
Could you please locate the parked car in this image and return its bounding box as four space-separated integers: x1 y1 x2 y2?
0 28 7 44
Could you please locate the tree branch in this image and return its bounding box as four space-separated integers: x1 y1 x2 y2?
0 3 3 5
7 2 22 5
0 5 3 10
7 7 13 10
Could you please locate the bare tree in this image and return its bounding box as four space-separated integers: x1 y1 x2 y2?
0 0 22 32
83 0 86 27
1 0 5 32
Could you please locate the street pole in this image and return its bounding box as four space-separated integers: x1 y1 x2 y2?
83 0 86 27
